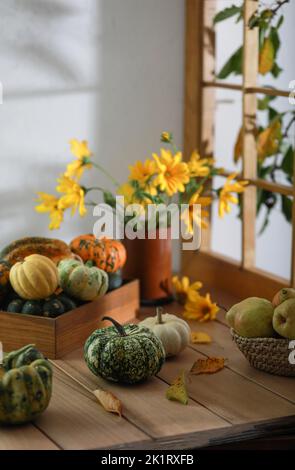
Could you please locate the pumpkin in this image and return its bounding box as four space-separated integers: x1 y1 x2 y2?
84 316 165 384
0 344 52 424
58 259 108 301
5 293 77 317
0 260 11 302
9 254 59 300
70 234 127 273
0 236 73 266
43 298 65 318
108 269 123 291
139 308 191 357
22 300 43 316
7 298 25 313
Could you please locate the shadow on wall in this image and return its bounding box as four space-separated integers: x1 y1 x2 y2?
0 0 184 260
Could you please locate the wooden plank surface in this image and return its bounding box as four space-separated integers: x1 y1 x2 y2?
34 367 148 450
57 350 229 441
0 425 59 450
1 295 295 450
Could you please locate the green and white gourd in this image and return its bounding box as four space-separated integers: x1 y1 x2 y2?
58 259 108 301
140 308 191 357
84 316 165 384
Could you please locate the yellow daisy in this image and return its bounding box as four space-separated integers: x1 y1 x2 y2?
218 173 248 218
181 187 212 232
56 174 87 217
172 275 203 305
153 149 190 196
35 193 64 230
66 139 92 179
128 159 157 186
188 151 213 178
183 292 219 322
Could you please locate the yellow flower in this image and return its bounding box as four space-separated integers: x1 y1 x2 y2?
218 173 248 218
56 174 87 217
161 131 173 143
117 183 149 210
117 182 136 205
183 292 219 322
66 139 92 179
188 151 213 178
153 149 189 196
49 207 64 230
35 193 64 230
172 275 203 305
129 159 156 184
70 139 92 159
181 187 212 232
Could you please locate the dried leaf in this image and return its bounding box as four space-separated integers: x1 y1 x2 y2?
259 37 275 75
257 119 281 161
93 389 122 417
191 332 212 344
190 357 225 375
166 371 188 405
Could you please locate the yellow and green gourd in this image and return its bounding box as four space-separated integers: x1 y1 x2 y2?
84 317 165 384
58 259 108 301
0 344 52 424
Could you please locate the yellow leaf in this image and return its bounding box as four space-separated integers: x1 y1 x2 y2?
93 389 122 417
257 120 281 161
190 357 225 375
191 332 212 344
259 37 274 75
166 371 188 405
234 127 243 163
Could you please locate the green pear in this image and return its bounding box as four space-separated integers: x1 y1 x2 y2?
226 297 275 338
273 299 295 339
272 288 295 308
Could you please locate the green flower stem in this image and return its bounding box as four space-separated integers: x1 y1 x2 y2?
84 186 105 194
92 162 120 187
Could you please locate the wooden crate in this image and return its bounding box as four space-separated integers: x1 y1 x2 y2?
0 280 139 359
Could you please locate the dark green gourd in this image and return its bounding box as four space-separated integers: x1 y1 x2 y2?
84 316 165 384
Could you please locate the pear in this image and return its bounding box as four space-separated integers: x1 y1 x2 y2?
272 288 295 308
273 299 295 340
226 297 275 338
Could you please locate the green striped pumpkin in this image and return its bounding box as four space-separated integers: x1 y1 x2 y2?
0 344 52 424
84 317 165 384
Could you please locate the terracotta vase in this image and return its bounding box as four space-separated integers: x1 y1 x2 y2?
122 228 173 304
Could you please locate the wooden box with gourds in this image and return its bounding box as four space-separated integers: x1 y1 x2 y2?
0 235 139 359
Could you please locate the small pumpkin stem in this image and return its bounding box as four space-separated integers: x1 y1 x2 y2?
156 307 164 324
102 316 127 337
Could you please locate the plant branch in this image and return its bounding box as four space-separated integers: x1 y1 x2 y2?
92 162 120 187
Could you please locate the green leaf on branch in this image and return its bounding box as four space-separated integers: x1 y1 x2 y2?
258 95 276 111
281 146 294 180
276 15 284 30
217 46 243 79
271 62 283 78
213 5 242 24
281 195 292 222
103 191 116 208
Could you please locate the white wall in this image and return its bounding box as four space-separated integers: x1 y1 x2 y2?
0 0 184 266
0 0 293 280
212 0 295 280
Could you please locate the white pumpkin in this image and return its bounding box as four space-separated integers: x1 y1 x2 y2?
139 308 191 357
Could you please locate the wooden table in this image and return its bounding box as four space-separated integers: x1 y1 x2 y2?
1 289 295 450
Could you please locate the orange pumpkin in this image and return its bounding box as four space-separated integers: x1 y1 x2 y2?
69 235 127 273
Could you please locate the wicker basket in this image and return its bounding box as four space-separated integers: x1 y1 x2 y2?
231 329 295 377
